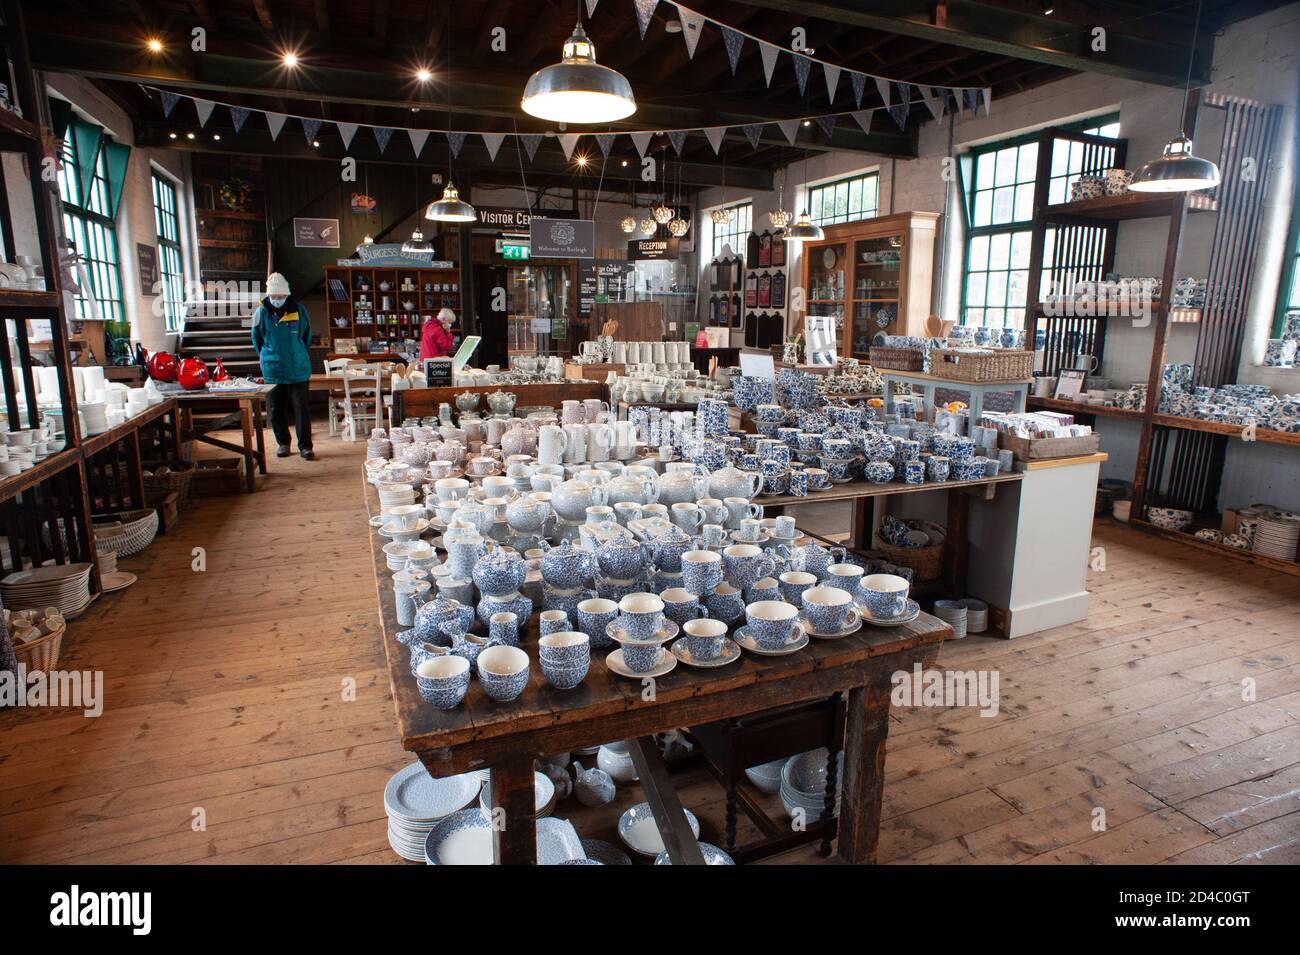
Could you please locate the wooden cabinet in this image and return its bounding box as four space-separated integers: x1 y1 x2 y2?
796 211 938 359
324 265 461 349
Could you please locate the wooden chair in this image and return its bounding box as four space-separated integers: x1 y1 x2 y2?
339 365 381 442
324 358 354 437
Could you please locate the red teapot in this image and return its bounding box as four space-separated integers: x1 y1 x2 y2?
177 357 210 390
146 350 178 382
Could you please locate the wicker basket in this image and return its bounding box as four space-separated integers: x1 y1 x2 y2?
876 519 945 581
10 620 66 671
144 463 194 507
868 346 924 371
929 348 1035 382
93 509 159 558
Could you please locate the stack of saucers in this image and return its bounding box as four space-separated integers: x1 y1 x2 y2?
933 599 968 640
384 762 482 863
1252 512 1300 560
959 598 988 634
1 562 94 617
378 482 416 508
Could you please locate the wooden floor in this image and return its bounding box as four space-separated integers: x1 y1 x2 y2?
1 432 1297 864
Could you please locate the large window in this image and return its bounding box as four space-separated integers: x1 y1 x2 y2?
808 171 878 226
961 114 1120 328
58 134 124 323
709 201 751 258
152 172 187 332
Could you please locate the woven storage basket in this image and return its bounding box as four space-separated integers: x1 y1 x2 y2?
876 519 945 581
10 620 66 671
868 346 924 371
93 508 159 558
144 463 194 507
929 348 1034 382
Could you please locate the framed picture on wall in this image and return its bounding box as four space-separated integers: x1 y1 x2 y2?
757 232 771 268
770 235 785 267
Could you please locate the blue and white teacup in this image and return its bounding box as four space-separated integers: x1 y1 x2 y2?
575 597 619 649
779 570 818 605
476 645 530 702
617 592 666 639
488 611 519 646
776 427 800 447
801 585 860 634
755 403 784 423
723 543 777 590
822 562 865 592
745 576 781 604
744 600 802 650
539 609 570 636
619 639 667 674
822 438 851 459
700 523 726 548
681 549 724 596
860 573 910 619
926 456 950 482
904 460 926 485
789 470 809 497
742 453 761 472
724 497 762 528
806 468 829 491
660 587 708 626
681 618 728 661
703 583 745 623
415 655 471 710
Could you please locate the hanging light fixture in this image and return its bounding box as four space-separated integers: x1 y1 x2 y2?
769 166 790 228
638 215 656 234
620 215 637 233
426 182 477 222
668 217 689 237
402 227 433 254
781 209 824 243
710 206 734 225
521 19 636 124
1128 0 1220 194
651 201 674 224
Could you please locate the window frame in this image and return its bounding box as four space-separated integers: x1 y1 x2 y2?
708 200 752 259
1274 171 1300 336
58 133 125 323
807 171 879 227
151 170 188 332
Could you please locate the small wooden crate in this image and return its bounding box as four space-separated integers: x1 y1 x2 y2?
929 349 1034 382
564 362 624 381
999 432 1101 461
191 458 245 495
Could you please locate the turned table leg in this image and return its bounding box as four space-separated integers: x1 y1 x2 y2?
820 744 839 858
838 682 893 864
725 782 738 852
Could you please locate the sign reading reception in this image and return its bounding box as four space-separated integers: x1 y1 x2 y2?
530 218 596 259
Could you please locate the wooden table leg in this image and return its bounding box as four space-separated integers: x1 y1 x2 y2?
489 754 539 865
627 736 707 865
253 398 267 474
239 399 255 492
942 488 970 596
837 682 893 864
127 430 145 510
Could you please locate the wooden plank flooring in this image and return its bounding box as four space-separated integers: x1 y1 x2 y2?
1 432 1296 864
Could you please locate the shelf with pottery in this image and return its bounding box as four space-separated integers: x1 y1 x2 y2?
1127 516 1300 578
396 381 605 421
1148 413 1300 448
324 264 461 348
1027 395 1146 421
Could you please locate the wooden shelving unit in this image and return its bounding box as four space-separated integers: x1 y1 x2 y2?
323 264 461 350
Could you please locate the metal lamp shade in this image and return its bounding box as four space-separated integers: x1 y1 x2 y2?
1128 136 1221 193
521 24 636 124
782 211 824 243
402 228 433 253
426 184 476 223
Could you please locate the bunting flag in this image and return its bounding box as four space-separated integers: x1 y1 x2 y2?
194 98 216 127
595 133 615 158
721 26 744 75
630 131 653 157
759 42 780 87
230 106 251 134
887 84 911 130
634 0 657 39
160 90 181 118
373 126 395 153
851 109 875 134
851 72 866 108
876 76 891 107
982 87 992 115
520 133 542 161
585 0 600 15
667 129 687 155
703 126 726 154
447 131 467 158
265 112 287 141
336 122 358 149
481 132 506 161
302 118 322 144
777 118 800 145
921 87 943 122
792 55 811 95
816 115 836 141
679 6 705 59
408 128 430 156
557 133 579 160
742 123 764 150
964 89 981 117
823 64 841 102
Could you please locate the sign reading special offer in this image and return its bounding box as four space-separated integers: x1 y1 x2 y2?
529 218 596 259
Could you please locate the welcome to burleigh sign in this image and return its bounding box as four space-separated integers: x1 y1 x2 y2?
336 243 456 267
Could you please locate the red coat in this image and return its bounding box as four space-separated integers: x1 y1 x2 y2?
420 320 454 359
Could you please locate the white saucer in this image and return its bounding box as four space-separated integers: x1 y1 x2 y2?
670 637 741 668
101 571 137 593
733 624 809 656
605 648 678 679
799 613 864 639
606 618 679 644
858 598 921 627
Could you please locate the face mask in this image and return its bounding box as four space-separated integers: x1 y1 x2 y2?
269 296 287 308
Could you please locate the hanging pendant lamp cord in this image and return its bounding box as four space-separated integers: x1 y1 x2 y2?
1179 0 1203 137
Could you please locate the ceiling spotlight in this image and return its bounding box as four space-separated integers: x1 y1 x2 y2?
575 153 589 168
1041 1 1055 13
212 133 221 141
281 50 300 68
621 160 628 167
168 132 177 140
665 20 683 34
415 68 432 83
802 119 811 127
312 140 320 148
522 21 637 123
146 37 164 53
186 132 195 140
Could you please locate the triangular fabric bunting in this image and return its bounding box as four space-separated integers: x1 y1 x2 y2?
982 87 992 115
851 72 866 108
816 115 836 141
792 55 811 95
558 133 579 160
823 64 841 102
337 123 358 149
777 118 800 145
667 130 687 155
408 128 430 156
876 76 891 107
679 7 705 59
230 106 251 134
921 87 943 122
720 26 744 75
634 0 657 39
585 0 600 16
964 89 981 117
759 42 780 87
742 123 764 150
851 109 875 134
887 84 911 130
194 98 215 127
481 132 506 162
520 134 542 162
595 133 615 158
630 131 653 157
373 126 395 153
160 91 181 118
302 118 322 144
447 131 467 158
703 126 727 154
266 112 288 141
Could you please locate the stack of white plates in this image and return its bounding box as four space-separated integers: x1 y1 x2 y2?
384 762 482 863
1252 512 1300 560
1 563 94 617
933 600 968 639
378 482 416 508
478 771 557 819
959 598 988 634
79 402 109 436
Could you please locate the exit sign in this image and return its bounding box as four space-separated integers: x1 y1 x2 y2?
497 239 530 260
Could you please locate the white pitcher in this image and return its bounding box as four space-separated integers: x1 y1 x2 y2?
561 400 585 425
587 423 614 463
563 423 587 464
538 425 567 466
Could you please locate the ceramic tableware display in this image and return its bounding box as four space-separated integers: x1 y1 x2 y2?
859 573 910 619
800 585 862 637
538 631 591 689
743 600 803 650
476 645 530 702
414 655 472 710
575 597 619 649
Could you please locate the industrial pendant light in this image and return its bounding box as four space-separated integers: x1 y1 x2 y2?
521 18 636 124
426 182 477 222
402 227 433 254
782 209 824 243
1128 0 1220 193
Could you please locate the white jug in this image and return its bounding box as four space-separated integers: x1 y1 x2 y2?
538 425 567 466
587 423 614 463
563 423 587 464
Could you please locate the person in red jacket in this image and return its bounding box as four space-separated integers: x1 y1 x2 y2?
420 307 456 359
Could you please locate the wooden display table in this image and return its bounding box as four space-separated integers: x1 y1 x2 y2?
366 478 948 865
394 381 604 420
174 386 271 493
881 369 1030 423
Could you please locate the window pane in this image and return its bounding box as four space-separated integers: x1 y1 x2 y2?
1007 271 1028 307
968 235 989 271
1010 231 1032 269
989 233 1011 269
975 154 994 190
994 148 1017 187
966 272 986 307
1017 143 1038 182
1013 183 1035 221
987 271 1008 307
973 190 992 227
992 187 1015 224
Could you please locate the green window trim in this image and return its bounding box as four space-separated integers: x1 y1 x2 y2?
58 132 125 323
808 171 879 227
1273 171 1300 336
709 200 752 259
152 172 187 333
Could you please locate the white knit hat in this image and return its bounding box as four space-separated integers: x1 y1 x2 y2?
266 272 290 296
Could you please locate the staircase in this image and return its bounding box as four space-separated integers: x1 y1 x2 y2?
176 293 263 377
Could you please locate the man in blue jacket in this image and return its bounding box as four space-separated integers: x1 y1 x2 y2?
251 272 315 460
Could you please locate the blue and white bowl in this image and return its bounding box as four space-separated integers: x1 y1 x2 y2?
476 645 530 702
415 654 471 710
865 460 895 484
618 802 700 857
654 842 735 865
